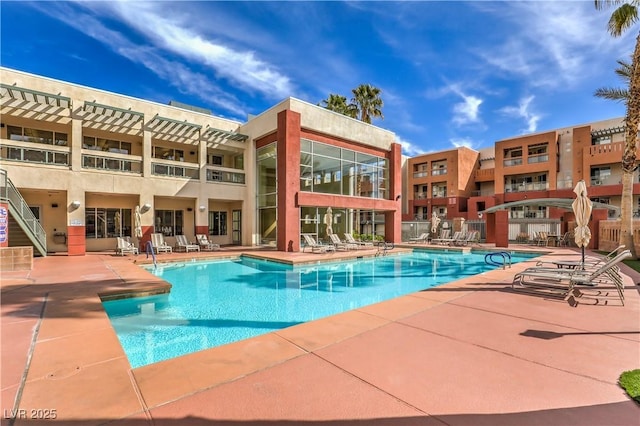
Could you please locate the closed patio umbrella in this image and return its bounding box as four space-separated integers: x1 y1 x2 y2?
572 180 593 266
431 211 441 234
134 205 143 239
324 207 333 235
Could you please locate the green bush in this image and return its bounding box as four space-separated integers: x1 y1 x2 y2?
619 369 640 403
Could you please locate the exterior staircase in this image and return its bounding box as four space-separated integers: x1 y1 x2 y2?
0 169 47 256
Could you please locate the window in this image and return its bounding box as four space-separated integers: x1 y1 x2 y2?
8 125 68 146
83 136 132 154
85 208 132 239
154 210 183 236
590 167 611 185
209 211 227 236
209 155 223 166
153 146 184 161
592 135 612 145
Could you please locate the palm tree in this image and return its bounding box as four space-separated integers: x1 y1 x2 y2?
351 84 384 124
318 94 357 118
595 0 639 259
594 58 631 101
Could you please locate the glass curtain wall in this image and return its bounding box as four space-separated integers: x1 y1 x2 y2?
300 207 385 243
300 139 388 199
257 144 277 246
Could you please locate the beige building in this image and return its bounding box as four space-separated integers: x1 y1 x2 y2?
1 67 402 255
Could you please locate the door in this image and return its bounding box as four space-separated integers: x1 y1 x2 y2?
232 210 241 245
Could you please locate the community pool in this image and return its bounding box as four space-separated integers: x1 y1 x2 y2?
103 250 537 368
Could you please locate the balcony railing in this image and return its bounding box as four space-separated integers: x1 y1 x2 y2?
206 166 245 184
82 151 142 174
556 179 574 189
413 171 428 178
432 191 447 198
413 192 427 199
471 190 494 197
527 154 549 164
505 182 549 192
503 158 523 167
590 177 619 186
151 161 199 179
1 141 69 167
431 168 447 176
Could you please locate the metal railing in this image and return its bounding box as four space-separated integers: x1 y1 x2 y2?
205 167 246 184
82 153 142 174
0 168 47 256
151 161 199 179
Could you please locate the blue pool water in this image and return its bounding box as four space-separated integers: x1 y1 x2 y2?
103 250 537 368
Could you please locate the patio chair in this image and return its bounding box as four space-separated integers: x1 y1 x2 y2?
454 230 479 246
329 233 357 251
175 235 200 253
115 237 138 256
512 250 630 305
431 229 451 245
302 234 336 253
344 233 374 249
196 234 220 251
408 232 429 244
150 233 173 253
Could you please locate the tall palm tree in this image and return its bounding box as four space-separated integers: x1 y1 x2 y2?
594 58 631 101
595 0 639 259
351 84 384 124
318 94 357 118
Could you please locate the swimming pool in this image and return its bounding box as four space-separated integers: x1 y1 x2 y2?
103 250 537 368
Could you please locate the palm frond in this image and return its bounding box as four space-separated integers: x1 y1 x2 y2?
594 87 630 102
608 3 639 36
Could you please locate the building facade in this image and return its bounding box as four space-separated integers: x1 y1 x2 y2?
0 67 402 255
405 118 640 224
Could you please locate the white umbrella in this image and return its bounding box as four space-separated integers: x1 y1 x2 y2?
134 205 143 238
114 211 121 237
431 211 441 234
572 180 592 265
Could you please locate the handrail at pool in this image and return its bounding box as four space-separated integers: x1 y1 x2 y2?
145 241 157 268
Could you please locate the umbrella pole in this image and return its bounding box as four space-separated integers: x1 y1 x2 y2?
581 246 585 269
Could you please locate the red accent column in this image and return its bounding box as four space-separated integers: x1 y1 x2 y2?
67 226 86 256
0 203 8 247
276 110 301 252
485 214 495 244
385 142 402 243
495 210 509 248
590 209 608 250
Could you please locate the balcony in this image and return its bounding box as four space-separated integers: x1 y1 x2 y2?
527 154 549 164
413 171 428 178
432 191 447 198
503 158 523 167
151 160 199 179
413 192 427 199
590 176 619 186
1 140 69 167
431 168 447 176
82 150 142 174
505 182 549 192
206 166 245 184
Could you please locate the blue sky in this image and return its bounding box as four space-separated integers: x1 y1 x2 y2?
1 1 635 155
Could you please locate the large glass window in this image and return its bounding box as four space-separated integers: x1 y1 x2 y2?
209 211 227 235
83 136 132 154
7 125 68 146
300 207 384 243
300 139 389 199
154 210 183 236
257 144 277 246
85 208 132 239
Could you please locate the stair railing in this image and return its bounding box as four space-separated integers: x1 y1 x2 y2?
0 168 47 256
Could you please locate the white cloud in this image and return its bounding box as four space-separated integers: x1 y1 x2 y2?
450 137 475 149
452 93 483 126
396 135 424 156
500 96 541 134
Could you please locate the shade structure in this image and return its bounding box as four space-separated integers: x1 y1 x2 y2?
431 212 441 234
572 180 593 264
134 205 143 238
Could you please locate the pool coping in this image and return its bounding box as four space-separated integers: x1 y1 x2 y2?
2 244 638 424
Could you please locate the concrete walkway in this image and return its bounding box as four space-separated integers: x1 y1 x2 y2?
1 245 639 425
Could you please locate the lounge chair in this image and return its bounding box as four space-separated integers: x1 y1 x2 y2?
329 233 357 251
302 234 336 253
344 233 374 249
196 234 220 251
455 230 479 246
116 237 138 256
513 250 630 304
409 232 429 244
438 231 463 246
431 229 451 245
175 235 200 252
150 233 173 253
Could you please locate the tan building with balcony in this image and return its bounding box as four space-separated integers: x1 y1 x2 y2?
1 67 402 255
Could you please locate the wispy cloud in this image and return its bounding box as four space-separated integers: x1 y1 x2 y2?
452 92 483 126
500 96 541 134
450 137 476 149
396 135 424 156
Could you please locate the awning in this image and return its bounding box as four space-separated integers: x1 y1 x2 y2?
480 198 619 214
147 115 201 142
1 83 72 108
203 125 248 145
83 101 144 128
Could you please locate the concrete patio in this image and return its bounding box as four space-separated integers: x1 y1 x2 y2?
2 245 639 425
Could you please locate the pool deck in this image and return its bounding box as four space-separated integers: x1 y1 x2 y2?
2 244 639 425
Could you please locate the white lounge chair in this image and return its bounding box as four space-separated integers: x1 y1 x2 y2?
454 230 479 246
431 229 451 245
408 232 429 244
329 233 357 251
116 237 138 256
196 234 220 251
302 234 336 253
344 233 374 249
175 235 200 252
150 233 173 253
